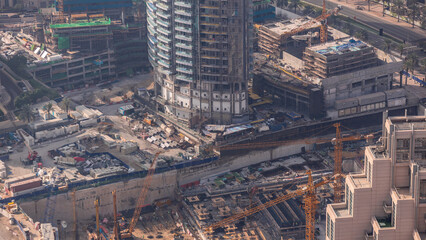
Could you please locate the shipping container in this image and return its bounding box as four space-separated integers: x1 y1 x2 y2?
4 173 37 189
10 178 42 193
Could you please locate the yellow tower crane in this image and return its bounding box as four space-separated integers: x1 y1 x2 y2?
120 152 161 239
214 123 374 203
206 170 344 240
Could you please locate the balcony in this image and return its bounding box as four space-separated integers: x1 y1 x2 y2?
158 43 171 52
157 26 171 35
392 187 412 200
156 3 170 11
158 59 171 68
175 26 192 33
147 17 156 27
373 216 393 228
349 173 370 189
175 17 192 25
157 11 171 20
176 74 193 82
175 34 192 42
176 51 192 58
157 51 171 60
383 202 392 214
176 43 192 50
157 35 172 44
176 59 193 66
177 67 193 74
175 9 192 17
364 232 374 240
157 18 171 28
174 0 191 8
330 202 350 218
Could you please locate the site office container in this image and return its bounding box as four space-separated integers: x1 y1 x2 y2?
10 179 42 193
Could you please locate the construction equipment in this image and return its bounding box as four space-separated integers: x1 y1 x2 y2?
95 198 100 239
206 170 344 240
56 0 66 23
72 189 78 240
330 123 374 202
292 32 319 46
113 190 118 240
215 123 374 203
120 152 161 239
21 139 41 166
284 0 341 43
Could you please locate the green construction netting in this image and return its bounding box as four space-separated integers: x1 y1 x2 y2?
58 37 70 49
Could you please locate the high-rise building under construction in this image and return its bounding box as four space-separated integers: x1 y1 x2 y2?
147 0 253 126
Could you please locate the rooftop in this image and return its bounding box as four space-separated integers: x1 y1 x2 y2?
260 17 321 35
306 38 371 56
388 116 426 131
50 18 111 29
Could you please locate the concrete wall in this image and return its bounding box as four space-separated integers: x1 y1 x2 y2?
322 61 403 108
178 142 312 185
282 51 304 70
20 142 311 225
275 7 300 19
20 171 177 224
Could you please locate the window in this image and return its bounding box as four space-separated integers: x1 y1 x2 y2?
367 161 372 183
352 81 362 88
365 78 375 85
330 219 334 240
349 190 353 215
326 213 331 238
396 138 410 162
414 138 426 160
391 202 396 227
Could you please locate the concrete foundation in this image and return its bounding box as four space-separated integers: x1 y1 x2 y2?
20 142 312 224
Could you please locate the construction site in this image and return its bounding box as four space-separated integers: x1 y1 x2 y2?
0 0 425 239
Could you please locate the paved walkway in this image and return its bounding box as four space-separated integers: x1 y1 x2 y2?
330 0 425 36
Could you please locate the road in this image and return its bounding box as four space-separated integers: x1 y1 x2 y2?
304 0 426 43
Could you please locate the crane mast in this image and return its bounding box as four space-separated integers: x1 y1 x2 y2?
120 152 161 239
94 198 100 239
333 123 343 202
113 190 118 240
206 170 343 235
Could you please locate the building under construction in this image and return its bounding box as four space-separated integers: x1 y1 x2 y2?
26 0 149 90
303 38 378 79
253 36 403 120
257 17 322 57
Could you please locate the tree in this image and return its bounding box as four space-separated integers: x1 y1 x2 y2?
383 39 392 53
18 104 34 123
396 43 405 57
60 97 71 114
355 29 369 41
392 0 405 22
420 58 426 80
303 5 314 15
44 102 53 119
276 0 289 7
407 7 421 28
289 0 301 13
383 0 389 16
406 0 420 28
